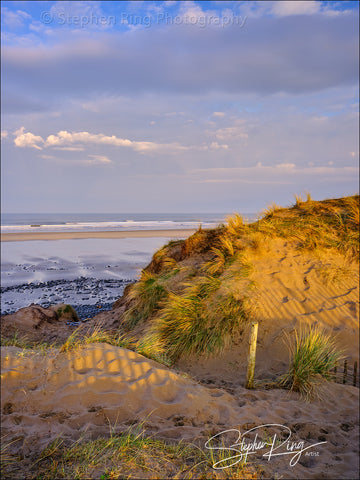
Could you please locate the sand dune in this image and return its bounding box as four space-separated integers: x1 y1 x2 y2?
1 343 240 451
176 241 359 387
1 342 359 479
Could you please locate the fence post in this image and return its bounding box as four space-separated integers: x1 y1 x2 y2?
353 361 357 387
343 360 348 384
246 322 258 389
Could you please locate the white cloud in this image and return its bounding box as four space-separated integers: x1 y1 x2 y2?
1 7 31 28
276 163 296 169
269 0 349 17
271 1 321 17
50 1 102 22
13 128 190 155
1 130 9 139
45 130 133 148
178 1 206 20
238 1 346 18
13 127 44 150
209 142 229 150
54 146 85 151
188 164 358 182
215 126 248 141
88 154 111 164
212 112 226 118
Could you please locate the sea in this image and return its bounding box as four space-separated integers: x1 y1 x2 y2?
1 212 228 233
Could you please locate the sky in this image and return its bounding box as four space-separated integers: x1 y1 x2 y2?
1 0 359 214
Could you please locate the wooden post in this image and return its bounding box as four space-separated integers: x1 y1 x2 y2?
353 361 357 387
343 360 348 384
246 322 258 389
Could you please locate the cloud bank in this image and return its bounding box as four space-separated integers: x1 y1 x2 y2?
1 1 358 213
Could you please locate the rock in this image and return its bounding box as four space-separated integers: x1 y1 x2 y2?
48 304 79 322
1 304 74 344
2 304 58 330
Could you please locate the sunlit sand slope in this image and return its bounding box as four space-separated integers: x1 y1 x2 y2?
1 343 359 479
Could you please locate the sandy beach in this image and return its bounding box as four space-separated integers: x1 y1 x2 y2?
1 228 197 242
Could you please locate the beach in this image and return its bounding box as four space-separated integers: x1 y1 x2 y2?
0 228 197 242
1 229 196 316
1 213 217 315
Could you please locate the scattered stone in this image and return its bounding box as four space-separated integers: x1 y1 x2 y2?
1 277 134 317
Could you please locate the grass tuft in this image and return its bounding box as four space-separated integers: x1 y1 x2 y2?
60 323 131 353
279 325 343 400
316 261 354 286
122 270 169 329
226 213 245 237
139 281 253 362
0 437 20 471
0 332 53 352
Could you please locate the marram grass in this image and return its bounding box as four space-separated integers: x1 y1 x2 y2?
279 325 343 400
139 288 252 361
122 270 169 329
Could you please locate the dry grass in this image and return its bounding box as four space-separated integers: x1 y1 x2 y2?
256 194 359 258
0 437 20 472
316 262 354 286
180 227 224 258
261 202 283 218
2 425 256 480
60 323 131 353
225 212 245 237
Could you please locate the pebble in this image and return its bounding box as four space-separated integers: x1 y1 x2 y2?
1 277 134 319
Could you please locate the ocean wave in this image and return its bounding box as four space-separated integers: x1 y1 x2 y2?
1 220 219 234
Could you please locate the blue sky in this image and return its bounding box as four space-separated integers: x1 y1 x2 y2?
1 1 359 213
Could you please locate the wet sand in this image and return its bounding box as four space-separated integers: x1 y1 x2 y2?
1 229 197 242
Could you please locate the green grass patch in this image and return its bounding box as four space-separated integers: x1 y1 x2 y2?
279 325 343 400
0 332 53 352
